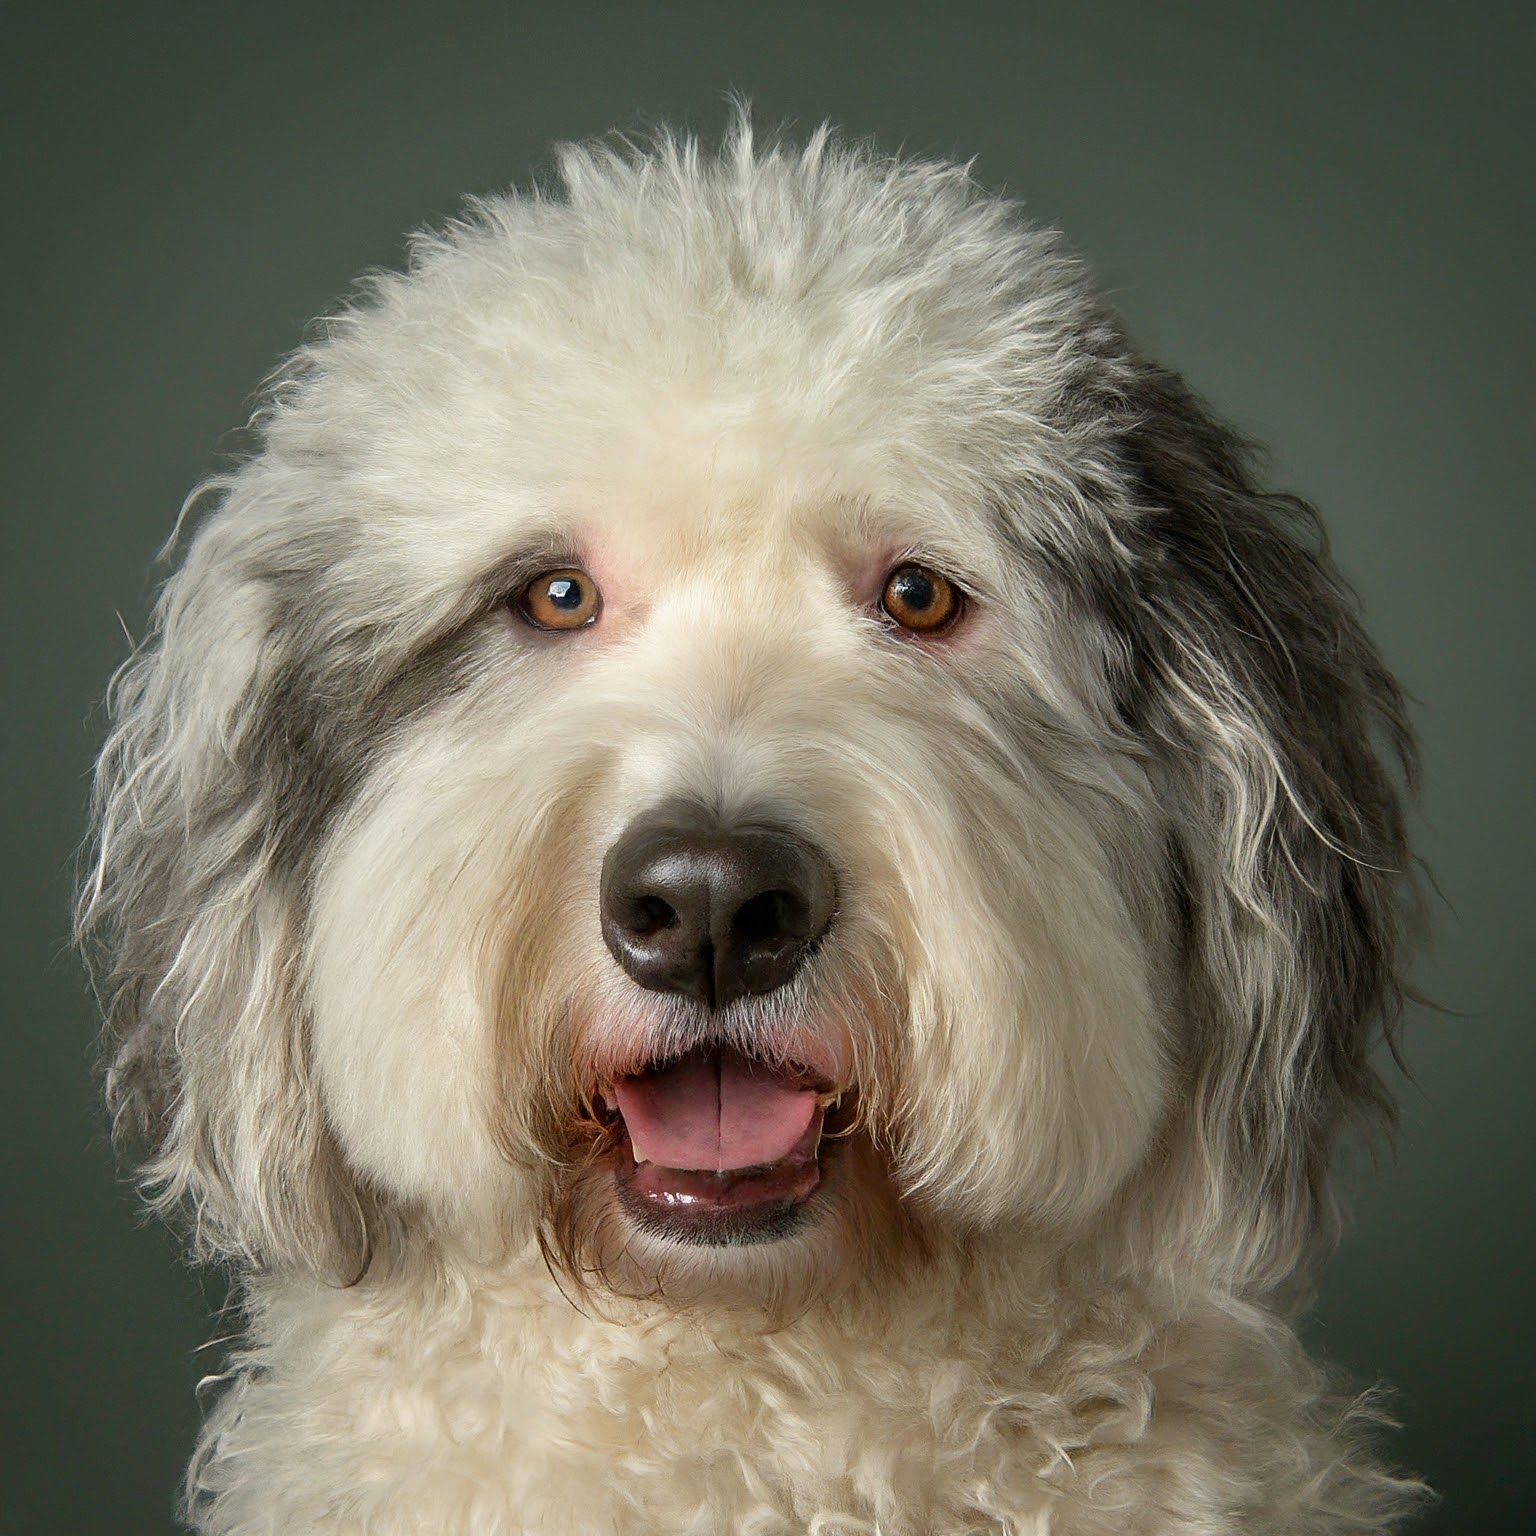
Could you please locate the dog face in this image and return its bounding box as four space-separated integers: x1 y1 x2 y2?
82 127 1412 1306
296 471 1172 1301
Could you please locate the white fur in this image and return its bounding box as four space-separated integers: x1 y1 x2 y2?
82 121 1421 1532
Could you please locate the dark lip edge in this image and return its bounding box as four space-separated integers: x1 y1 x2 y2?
612 1142 826 1247
616 1179 817 1247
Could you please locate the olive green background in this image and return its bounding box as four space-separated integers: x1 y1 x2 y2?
3 4 1531 1532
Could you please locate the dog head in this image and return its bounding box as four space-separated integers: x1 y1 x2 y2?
81 125 1413 1307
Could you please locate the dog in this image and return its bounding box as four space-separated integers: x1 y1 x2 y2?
80 122 1423 1533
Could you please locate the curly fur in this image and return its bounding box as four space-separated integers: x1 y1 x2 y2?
80 120 1422 1533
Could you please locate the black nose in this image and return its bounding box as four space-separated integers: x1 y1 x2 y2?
600 803 837 1009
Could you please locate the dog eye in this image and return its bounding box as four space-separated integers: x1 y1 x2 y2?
516 568 602 631
879 563 962 634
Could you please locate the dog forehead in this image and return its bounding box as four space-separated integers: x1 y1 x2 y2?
577 480 957 587
303 373 1012 613
266 159 1102 599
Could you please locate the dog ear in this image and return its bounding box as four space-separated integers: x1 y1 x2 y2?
79 478 371 1278
1103 360 1417 1273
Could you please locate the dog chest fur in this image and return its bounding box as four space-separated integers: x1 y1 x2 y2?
185 1249 1409 1534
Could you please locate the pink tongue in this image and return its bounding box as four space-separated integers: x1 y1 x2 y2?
613 1048 819 1172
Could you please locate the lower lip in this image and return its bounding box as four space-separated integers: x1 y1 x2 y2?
613 1135 826 1246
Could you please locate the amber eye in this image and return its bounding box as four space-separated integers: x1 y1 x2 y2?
879 563 962 634
517 568 602 630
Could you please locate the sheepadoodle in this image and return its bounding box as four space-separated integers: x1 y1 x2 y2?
80 122 1423 1533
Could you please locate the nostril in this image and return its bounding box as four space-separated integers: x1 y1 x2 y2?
627 894 678 938
732 889 809 948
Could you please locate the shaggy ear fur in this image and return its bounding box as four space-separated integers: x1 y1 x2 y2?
78 478 371 1278
1106 360 1416 1278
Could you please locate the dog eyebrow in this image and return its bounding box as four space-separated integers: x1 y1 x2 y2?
889 542 999 604
464 542 590 615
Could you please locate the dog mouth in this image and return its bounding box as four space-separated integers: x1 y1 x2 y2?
600 1044 844 1245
